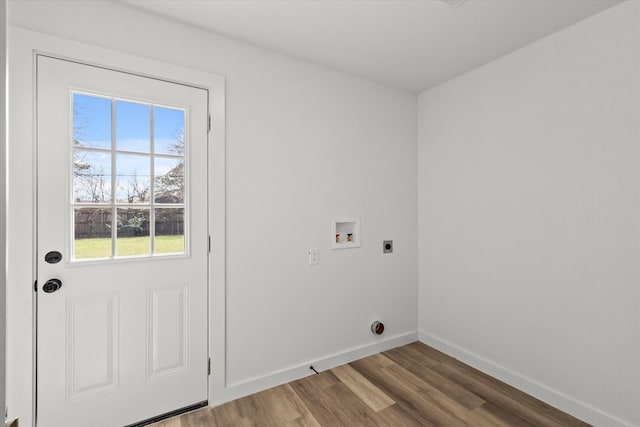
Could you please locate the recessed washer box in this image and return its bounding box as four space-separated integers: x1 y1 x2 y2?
331 217 361 249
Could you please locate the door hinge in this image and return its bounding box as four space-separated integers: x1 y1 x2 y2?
208 235 211 253
207 114 211 132
208 357 211 375
33 280 37 292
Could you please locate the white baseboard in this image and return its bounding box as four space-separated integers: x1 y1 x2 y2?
419 331 634 427
210 331 418 406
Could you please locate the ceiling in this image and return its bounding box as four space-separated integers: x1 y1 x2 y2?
123 0 623 93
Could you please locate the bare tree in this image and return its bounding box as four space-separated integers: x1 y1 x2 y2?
155 129 184 203
123 173 150 204
155 162 184 203
80 166 108 202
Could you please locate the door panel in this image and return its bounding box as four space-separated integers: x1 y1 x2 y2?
67 293 119 400
37 56 209 427
148 284 189 378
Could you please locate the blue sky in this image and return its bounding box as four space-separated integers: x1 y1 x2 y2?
73 93 185 203
73 93 184 154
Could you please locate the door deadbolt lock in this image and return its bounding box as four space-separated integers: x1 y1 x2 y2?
44 251 63 264
43 279 62 293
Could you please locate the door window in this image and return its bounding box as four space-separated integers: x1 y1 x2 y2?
72 93 187 260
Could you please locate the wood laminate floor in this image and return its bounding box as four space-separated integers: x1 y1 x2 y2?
151 342 590 427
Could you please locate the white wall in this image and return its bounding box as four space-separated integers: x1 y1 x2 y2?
418 2 640 426
7 1 418 424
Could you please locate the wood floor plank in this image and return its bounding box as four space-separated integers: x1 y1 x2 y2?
407 341 452 364
178 407 214 427
433 360 588 427
151 417 182 427
383 363 472 425
374 404 425 427
291 377 385 427
445 358 590 427
384 347 485 410
150 342 591 427
463 406 515 427
466 402 540 427
323 382 386 426
386 343 441 369
350 357 465 427
289 375 344 426
330 363 395 412
385 365 468 414
235 383 316 426
209 400 244 426
279 417 318 427
365 352 396 369
308 370 342 390
219 417 254 427
281 384 322 427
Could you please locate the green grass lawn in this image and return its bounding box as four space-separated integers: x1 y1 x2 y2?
74 235 185 259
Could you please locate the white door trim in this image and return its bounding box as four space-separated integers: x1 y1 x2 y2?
7 26 226 427
0 1 7 423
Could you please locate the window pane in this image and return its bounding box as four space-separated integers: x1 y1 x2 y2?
154 107 185 155
73 150 112 203
154 157 184 203
116 208 150 257
74 207 112 259
73 93 112 150
115 154 151 203
116 100 150 153
155 208 185 254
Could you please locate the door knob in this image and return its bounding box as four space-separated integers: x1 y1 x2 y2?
43 279 62 293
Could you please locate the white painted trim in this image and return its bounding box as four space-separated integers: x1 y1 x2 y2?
7 27 226 426
212 331 418 405
419 330 634 427
0 0 6 422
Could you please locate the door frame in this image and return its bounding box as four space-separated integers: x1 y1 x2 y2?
0 1 7 424
7 27 226 427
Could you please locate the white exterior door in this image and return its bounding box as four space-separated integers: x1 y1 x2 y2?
36 55 209 427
